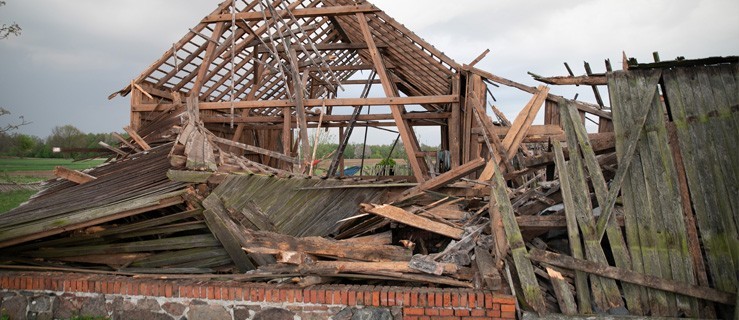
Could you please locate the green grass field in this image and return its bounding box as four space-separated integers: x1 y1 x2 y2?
0 189 37 213
0 158 106 213
0 157 105 172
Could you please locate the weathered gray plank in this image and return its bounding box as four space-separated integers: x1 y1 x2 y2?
561 101 643 314
559 101 624 312
552 141 591 314
663 67 738 295
490 157 547 315
202 194 256 272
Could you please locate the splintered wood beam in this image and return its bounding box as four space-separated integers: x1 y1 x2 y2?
132 95 459 112
529 248 736 305
502 85 550 159
203 5 380 23
298 261 462 277
361 204 464 240
546 267 578 315
468 49 490 67
462 65 612 119
123 126 151 150
98 141 127 157
240 229 411 262
398 158 486 201
532 74 608 86
356 12 427 182
211 136 299 164
53 166 96 185
112 132 139 151
478 86 549 181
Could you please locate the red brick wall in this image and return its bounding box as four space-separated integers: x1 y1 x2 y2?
0 271 516 320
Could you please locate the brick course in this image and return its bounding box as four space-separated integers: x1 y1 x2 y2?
0 271 516 319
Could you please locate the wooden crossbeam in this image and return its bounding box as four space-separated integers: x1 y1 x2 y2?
202 111 451 123
463 65 612 119
211 136 298 165
203 5 380 23
529 248 736 305
132 95 459 112
257 42 385 53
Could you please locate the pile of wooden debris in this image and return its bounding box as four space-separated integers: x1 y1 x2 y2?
0 0 736 317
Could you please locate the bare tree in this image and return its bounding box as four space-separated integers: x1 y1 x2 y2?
0 108 30 133
0 1 21 39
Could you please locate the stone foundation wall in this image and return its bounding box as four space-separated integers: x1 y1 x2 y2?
0 271 516 320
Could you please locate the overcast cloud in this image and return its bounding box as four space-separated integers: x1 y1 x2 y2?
0 0 737 145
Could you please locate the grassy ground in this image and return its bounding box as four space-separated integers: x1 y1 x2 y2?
0 189 37 213
0 157 105 172
0 157 106 213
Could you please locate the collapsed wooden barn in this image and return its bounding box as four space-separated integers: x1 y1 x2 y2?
0 0 737 318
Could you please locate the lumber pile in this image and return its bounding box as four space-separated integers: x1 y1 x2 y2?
1 0 736 316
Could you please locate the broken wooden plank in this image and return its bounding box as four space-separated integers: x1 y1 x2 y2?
532 74 607 86
561 99 641 313
546 266 577 315
489 157 547 314
211 136 298 164
361 204 463 240
552 141 592 314
474 246 502 290
398 158 485 200
478 86 550 181
53 166 96 185
123 126 152 150
529 248 736 305
98 141 127 157
300 260 461 277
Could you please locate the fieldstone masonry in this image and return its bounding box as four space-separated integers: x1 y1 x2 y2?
0 272 516 320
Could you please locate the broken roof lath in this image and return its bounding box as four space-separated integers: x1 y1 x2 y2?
2 0 738 317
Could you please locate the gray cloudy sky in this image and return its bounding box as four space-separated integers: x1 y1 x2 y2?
1 0 737 145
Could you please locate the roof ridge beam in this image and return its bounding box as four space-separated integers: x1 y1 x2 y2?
203 4 380 23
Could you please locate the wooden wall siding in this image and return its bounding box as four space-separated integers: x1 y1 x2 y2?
662 64 739 297
609 67 739 317
208 174 389 237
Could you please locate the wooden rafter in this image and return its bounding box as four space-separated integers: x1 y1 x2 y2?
203 4 380 23
356 12 427 182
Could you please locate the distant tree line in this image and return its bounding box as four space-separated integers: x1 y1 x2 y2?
0 125 116 159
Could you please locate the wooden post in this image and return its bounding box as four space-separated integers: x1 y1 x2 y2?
449 74 461 169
